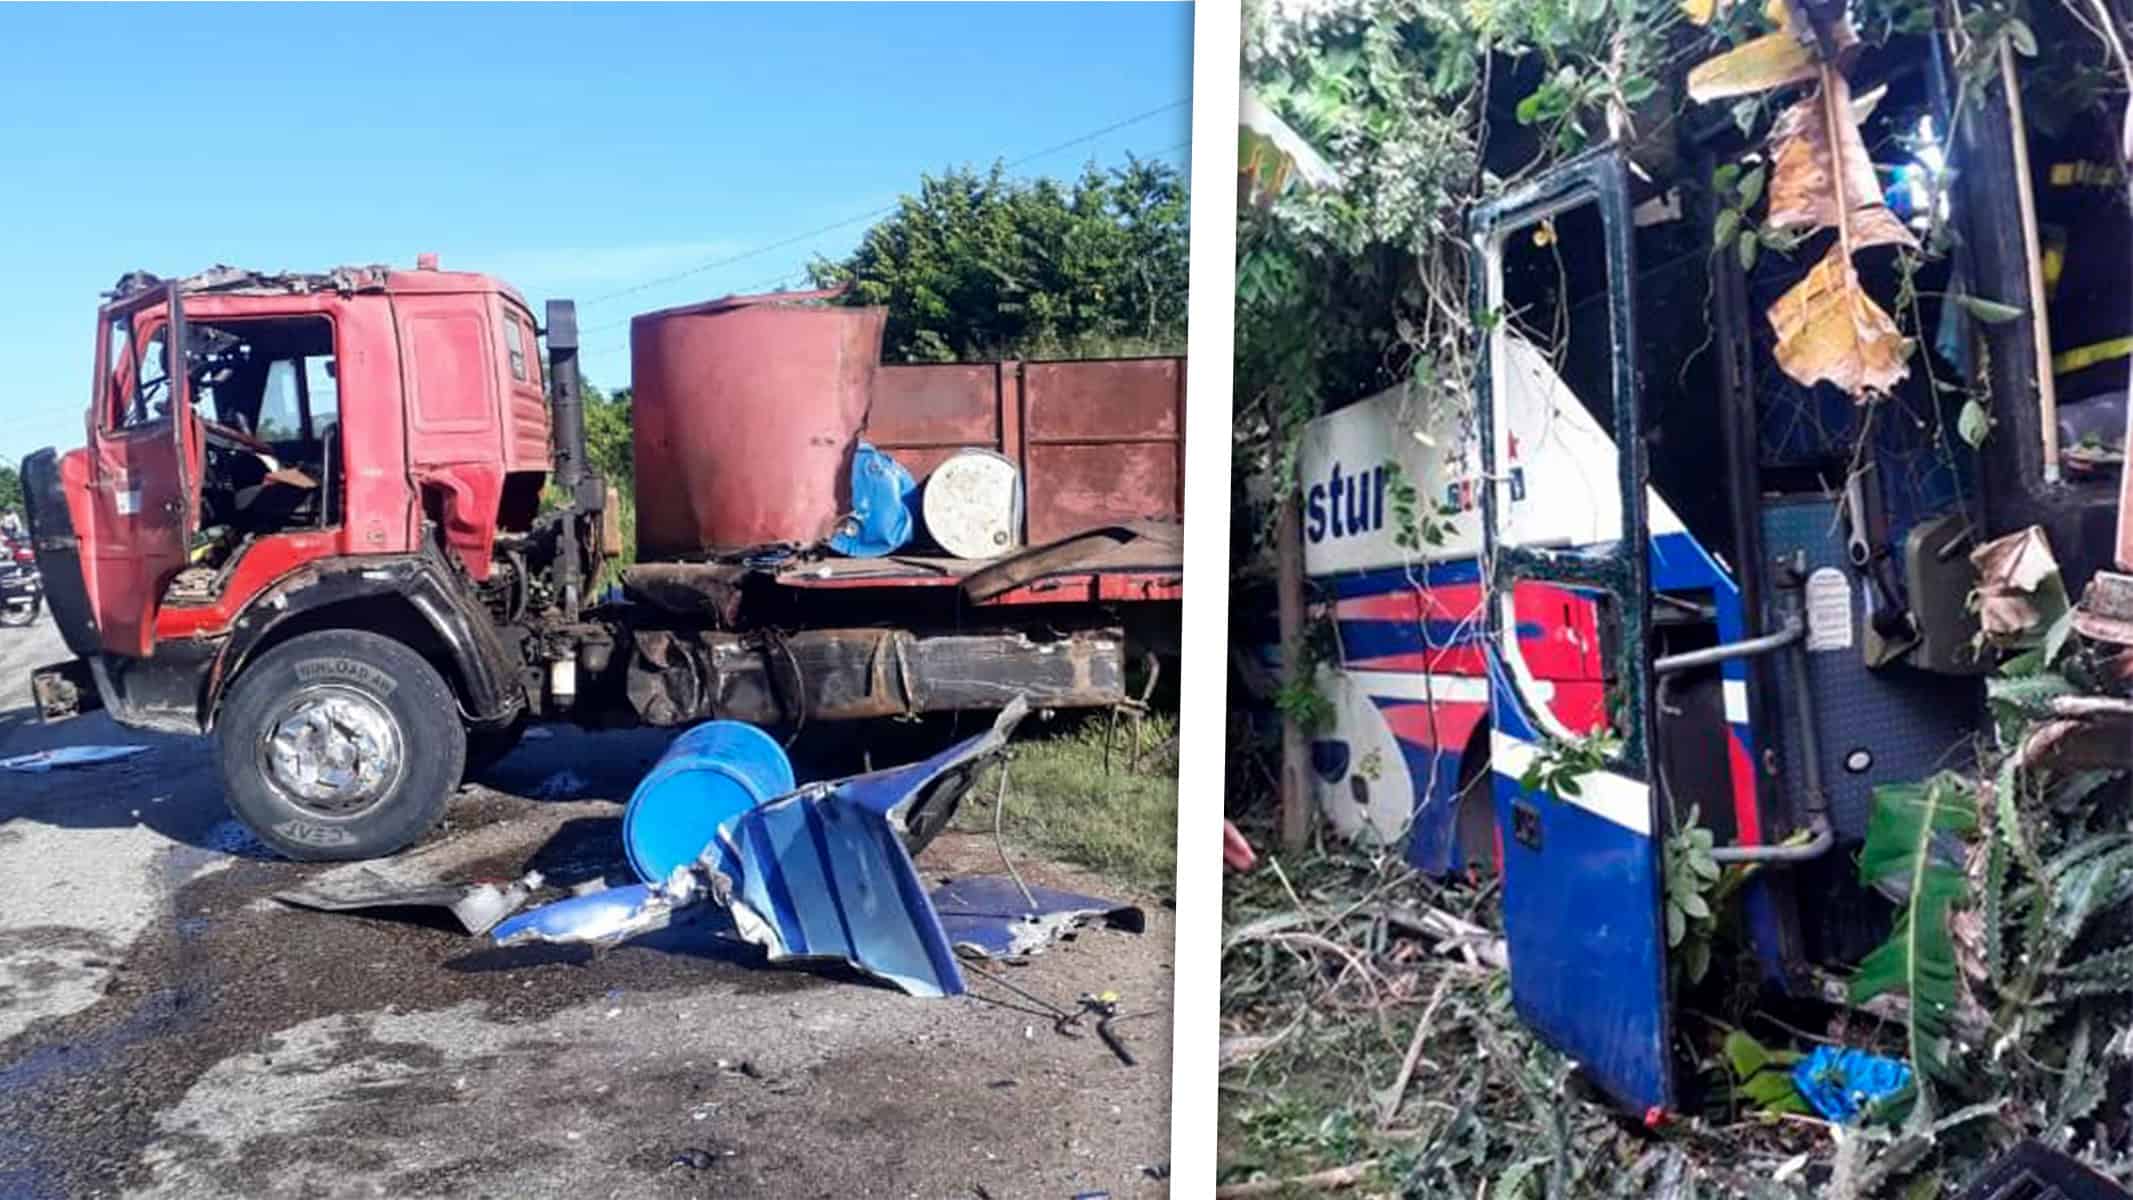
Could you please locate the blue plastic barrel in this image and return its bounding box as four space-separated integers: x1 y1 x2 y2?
622 721 796 883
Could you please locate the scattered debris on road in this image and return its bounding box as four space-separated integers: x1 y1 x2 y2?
931 876 1144 960
491 869 708 951
258 693 1145 1016
1061 991 1137 1067
0 744 149 772
670 1146 737 1170
275 869 546 936
495 701 1031 997
479 696 1143 1001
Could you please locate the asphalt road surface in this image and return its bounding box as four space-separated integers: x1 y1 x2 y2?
0 614 1175 1198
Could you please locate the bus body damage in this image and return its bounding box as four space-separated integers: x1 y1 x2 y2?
1297 116 2133 1118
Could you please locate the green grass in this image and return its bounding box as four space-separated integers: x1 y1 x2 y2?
952 709 1178 897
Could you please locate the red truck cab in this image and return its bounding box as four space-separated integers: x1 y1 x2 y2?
63 263 547 662
23 264 564 858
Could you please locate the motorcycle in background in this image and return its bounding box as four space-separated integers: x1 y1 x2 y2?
0 530 39 627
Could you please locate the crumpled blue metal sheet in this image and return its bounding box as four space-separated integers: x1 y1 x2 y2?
1 745 150 772
717 777 964 995
493 868 705 951
490 698 1030 999
713 697 1028 996
929 876 1144 959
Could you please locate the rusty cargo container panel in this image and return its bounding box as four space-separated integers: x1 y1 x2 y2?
864 363 1010 484
866 356 1184 547
630 291 887 559
1021 358 1183 544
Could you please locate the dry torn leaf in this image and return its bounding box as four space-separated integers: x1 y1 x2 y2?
1970 526 2062 637
1686 30 1819 102
1765 74 1918 250
1768 241 1911 398
1973 526 2061 594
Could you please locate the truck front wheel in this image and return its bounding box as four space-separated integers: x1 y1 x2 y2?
217 629 466 862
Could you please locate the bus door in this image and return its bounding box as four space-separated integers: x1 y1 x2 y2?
1472 149 1676 1117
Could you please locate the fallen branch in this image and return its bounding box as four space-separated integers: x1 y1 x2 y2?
1375 974 1453 1126
1366 904 1510 971
1264 930 1387 1007
1225 903 1509 970
1224 909 1316 952
1215 1161 1381 1198
1220 1032 1289 1070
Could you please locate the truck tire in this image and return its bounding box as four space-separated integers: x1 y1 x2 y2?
217 629 466 862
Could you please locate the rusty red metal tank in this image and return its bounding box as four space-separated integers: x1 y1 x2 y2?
630 290 887 559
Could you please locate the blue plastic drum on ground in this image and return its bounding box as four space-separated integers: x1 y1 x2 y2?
623 721 797 883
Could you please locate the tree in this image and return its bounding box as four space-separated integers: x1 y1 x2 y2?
582 383 633 486
0 460 20 517
809 157 1189 363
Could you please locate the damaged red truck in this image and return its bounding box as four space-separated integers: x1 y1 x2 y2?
21 263 1183 861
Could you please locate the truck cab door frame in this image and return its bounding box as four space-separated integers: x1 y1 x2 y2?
88 283 196 658
1470 148 1676 1116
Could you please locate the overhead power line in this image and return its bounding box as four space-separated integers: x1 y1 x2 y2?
573 97 1189 311
570 137 1192 361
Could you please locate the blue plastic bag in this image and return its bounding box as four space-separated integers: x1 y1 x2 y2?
1792 1046 1913 1122
828 442 917 558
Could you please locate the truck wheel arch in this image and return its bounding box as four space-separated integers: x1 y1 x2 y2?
203 557 525 732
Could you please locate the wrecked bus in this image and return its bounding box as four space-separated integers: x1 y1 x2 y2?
1296 46 2132 1115
19 265 1182 862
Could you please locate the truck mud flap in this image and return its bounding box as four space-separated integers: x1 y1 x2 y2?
624 626 1124 726
20 447 102 659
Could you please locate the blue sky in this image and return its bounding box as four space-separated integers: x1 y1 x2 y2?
0 2 1192 468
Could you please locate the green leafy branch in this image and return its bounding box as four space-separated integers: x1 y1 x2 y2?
1850 772 1979 1094
1665 806 1725 984
1516 729 1621 803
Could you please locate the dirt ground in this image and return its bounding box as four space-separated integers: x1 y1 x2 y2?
0 614 1175 1199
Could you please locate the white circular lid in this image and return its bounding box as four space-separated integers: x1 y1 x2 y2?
922 450 1022 560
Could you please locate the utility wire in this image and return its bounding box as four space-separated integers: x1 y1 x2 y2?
572 98 1188 312
571 136 1192 360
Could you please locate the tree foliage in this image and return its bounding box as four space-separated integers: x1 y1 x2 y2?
582 382 633 486
0 460 21 518
1236 0 1686 485
809 157 1189 363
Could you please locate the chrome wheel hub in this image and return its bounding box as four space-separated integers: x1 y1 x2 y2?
260 689 403 815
